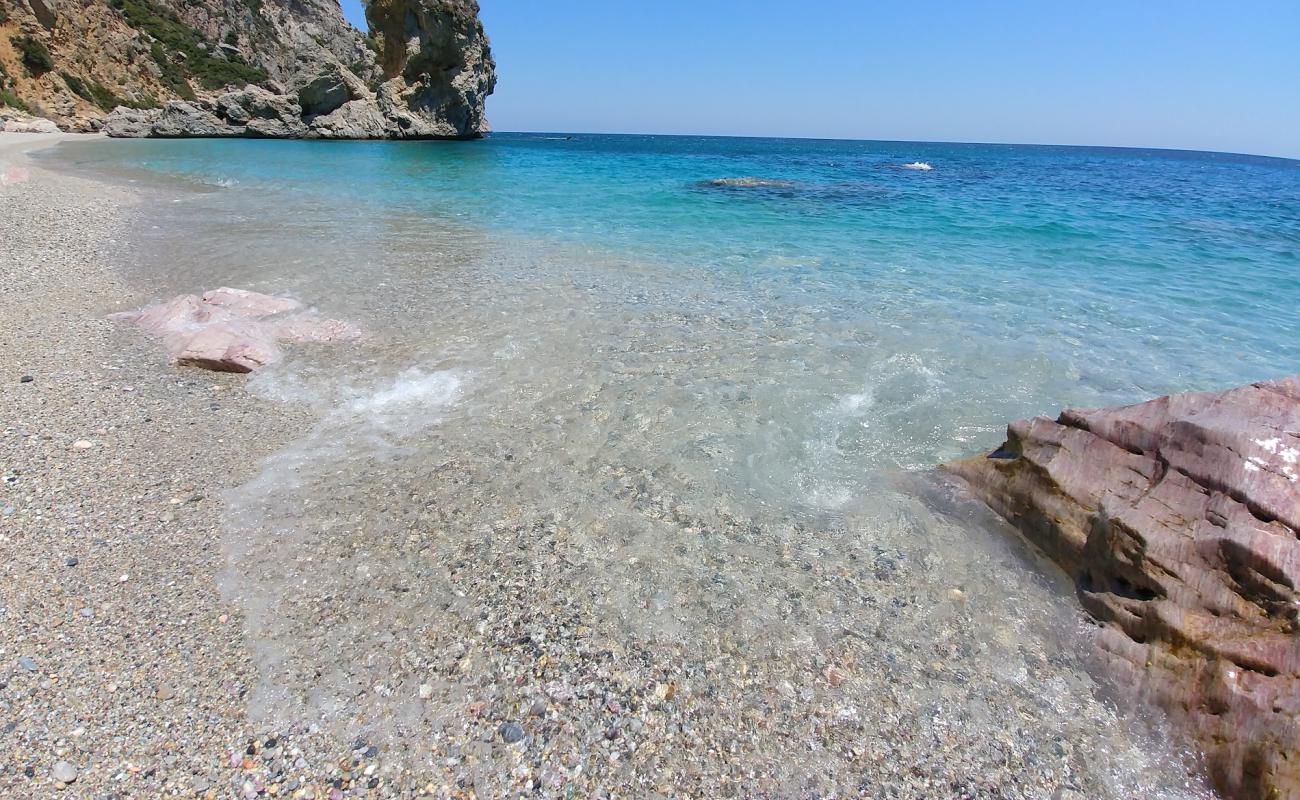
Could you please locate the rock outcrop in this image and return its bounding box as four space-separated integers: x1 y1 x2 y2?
945 378 1300 800
111 287 361 372
0 107 59 132
363 0 493 138
0 0 493 139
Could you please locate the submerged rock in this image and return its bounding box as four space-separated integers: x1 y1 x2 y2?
697 177 799 189
945 376 1300 800
110 288 361 373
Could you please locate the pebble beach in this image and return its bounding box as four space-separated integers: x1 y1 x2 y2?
0 134 1223 799
0 132 316 798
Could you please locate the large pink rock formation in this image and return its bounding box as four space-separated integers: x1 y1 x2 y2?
945 377 1300 800
110 288 361 372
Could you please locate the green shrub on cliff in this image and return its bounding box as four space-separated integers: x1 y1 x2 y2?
1 89 30 113
108 0 267 92
61 71 91 99
61 71 141 111
189 53 266 89
12 35 54 76
150 42 197 101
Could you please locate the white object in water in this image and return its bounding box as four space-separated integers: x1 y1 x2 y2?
901 162 933 171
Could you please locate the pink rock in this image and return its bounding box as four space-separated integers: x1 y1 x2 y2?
108 294 209 337
201 287 303 318
111 288 359 373
171 321 282 373
0 167 31 186
272 313 363 344
945 377 1300 800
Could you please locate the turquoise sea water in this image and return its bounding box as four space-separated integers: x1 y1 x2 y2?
48 135 1300 796
62 134 1300 399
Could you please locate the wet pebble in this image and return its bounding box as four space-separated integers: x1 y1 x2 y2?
51 761 78 784
499 722 525 743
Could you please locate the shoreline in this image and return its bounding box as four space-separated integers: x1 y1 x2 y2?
0 132 327 797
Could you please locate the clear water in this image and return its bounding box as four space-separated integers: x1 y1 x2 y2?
49 135 1300 796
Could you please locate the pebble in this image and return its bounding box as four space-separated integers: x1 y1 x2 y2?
417 683 434 700
18 656 37 672
156 685 175 700
65 556 79 567
72 440 94 450
20 375 34 383
498 722 525 744
51 761 78 784
191 776 210 793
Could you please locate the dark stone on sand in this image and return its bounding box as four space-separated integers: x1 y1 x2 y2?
498 721 525 743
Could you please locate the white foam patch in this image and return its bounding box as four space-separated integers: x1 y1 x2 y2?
219 364 466 744
838 390 875 414
349 368 462 414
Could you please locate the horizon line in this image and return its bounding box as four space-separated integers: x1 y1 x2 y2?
488 129 1300 164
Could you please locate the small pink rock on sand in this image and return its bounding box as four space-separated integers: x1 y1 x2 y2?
110 287 360 373
1 167 31 186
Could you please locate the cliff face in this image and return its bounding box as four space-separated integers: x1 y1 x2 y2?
0 0 493 138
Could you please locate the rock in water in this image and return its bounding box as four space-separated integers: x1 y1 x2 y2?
110 287 361 373
944 376 1300 800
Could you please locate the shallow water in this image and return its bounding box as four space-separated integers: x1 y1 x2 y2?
47 135 1300 796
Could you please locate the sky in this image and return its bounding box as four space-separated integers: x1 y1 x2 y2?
339 0 1300 158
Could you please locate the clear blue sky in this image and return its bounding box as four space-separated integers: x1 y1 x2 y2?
339 1 1300 158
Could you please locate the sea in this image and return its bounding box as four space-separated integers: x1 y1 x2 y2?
44 134 1300 796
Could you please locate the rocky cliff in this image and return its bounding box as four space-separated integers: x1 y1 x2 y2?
946 377 1300 800
0 0 493 138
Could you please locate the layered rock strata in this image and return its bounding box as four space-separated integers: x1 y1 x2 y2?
945 377 1300 800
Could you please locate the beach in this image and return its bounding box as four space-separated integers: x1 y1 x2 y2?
0 134 1240 799
0 132 319 797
